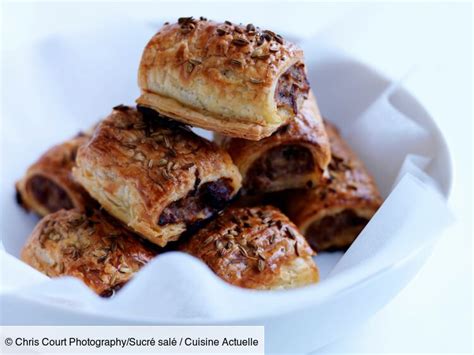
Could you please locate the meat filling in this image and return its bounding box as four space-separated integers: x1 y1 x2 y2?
158 178 234 226
245 145 314 192
27 175 74 212
275 63 310 114
306 210 369 250
100 282 126 298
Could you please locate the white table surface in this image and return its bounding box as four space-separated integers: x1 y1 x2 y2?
2 1 472 354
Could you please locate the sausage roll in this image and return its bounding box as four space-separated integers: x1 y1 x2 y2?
137 17 310 140
15 133 93 217
73 105 242 247
21 209 157 296
284 122 382 251
180 206 319 289
216 93 331 193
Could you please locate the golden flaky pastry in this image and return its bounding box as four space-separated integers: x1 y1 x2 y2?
137 18 310 140
215 93 330 193
21 209 157 296
283 121 382 251
16 133 93 217
180 206 319 289
73 106 242 247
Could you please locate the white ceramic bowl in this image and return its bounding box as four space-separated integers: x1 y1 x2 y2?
0 24 452 353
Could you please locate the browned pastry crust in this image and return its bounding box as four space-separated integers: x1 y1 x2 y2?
21 209 157 296
137 17 310 140
215 93 331 193
15 134 93 217
283 121 382 251
73 106 242 247
180 206 319 289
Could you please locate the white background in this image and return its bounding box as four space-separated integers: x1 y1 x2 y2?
1 1 472 354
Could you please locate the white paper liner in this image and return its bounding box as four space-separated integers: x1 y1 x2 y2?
0 23 453 322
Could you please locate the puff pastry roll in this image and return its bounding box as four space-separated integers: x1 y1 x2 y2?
15 133 92 217
21 209 157 296
137 18 310 140
180 206 319 289
216 93 331 193
284 122 382 251
73 105 242 247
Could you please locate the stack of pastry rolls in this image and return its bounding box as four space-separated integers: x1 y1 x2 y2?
17 17 381 295
218 117 382 252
